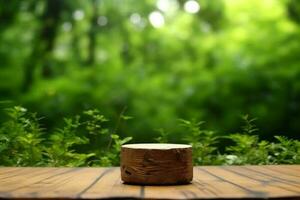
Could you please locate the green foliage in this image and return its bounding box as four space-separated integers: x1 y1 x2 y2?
83 109 108 135
223 134 300 165
0 106 132 167
225 134 270 165
269 136 300 164
98 134 132 166
1 0 300 166
0 106 299 166
1 0 300 142
45 116 93 167
156 115 300 166
241 115 258 135
222 116 300 165
154 128 169 143
223 115 267 165
179 119 222 165
0 106 44 166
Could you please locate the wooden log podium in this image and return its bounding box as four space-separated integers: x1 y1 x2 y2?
120 143 193 185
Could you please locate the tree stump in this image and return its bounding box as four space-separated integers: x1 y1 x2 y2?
121 143 193 185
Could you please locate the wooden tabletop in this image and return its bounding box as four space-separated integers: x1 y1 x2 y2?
0 165 299 200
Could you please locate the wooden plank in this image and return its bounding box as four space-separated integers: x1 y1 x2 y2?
0 168 78 198
0 168 63 192
6 168 106 199
197 166 264 199
81 167 141 199
0 168 22 175
196 167 255 198
267 165 300 178
0 165 299 199
221 166 300 195
0 168 34 180
143 167 247 199
243 166 300 184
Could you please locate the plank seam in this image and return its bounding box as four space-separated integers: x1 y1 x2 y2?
140 185 145 198
243 167 300 186
197 167 268 198
76 168 115 198
223 167 300 193
6 168 83 193
262 167 300 178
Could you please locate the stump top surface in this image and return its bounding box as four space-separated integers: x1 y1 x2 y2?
0 165 300 200
122 143 192 149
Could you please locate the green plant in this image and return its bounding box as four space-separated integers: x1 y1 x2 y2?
241 115 258 134
95 108 133 166
45 116 95 167
155 115 300 165
268 136 300 164
0 106 132 167
0 106 45 166
154 128 169 143
224 134 270 165
0 107 299 167
97 134 132 166
178 119 224 165
223 115 268 165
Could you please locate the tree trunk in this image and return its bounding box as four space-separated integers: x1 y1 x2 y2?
86 0 98 65
22 0 63 92
121 143 193 185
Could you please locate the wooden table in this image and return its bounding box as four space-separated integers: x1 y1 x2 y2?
0 165 299 199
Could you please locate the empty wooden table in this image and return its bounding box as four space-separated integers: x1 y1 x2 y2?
0 165 299 199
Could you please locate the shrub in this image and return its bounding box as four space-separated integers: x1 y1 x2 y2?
0 106 132 166
0 106 299 166
174 115 300 165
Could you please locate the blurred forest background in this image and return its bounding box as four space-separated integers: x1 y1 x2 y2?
1 0 300 142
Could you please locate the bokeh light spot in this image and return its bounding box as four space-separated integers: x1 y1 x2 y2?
149 11 165 28
73 10 84 20
184 0 200 14
62 22 72 32
156 0 179 14
97 16 108 26
130 13 141 25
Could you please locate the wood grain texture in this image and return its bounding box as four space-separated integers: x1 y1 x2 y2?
0 165 299 199
121 143 193 185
